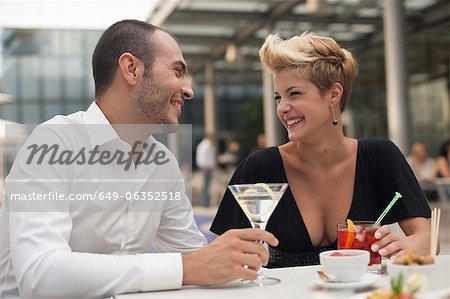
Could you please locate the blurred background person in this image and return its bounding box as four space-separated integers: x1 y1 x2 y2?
229 140 247 166
436 139 450 178
195 134 216 207
218 139 247 171
250 133 266 153
435 139 450 201
406 142 437 200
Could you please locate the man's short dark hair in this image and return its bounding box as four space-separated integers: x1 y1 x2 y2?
92 20 163 98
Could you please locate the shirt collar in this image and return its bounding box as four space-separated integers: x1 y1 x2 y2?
82 101 121 146
81 102 159 152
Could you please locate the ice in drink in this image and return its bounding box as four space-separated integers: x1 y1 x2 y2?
337 220 381 267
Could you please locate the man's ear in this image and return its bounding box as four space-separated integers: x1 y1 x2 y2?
329 82 343 107
118 52 142 86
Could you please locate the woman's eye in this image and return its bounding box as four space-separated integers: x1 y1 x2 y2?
290 91 301 96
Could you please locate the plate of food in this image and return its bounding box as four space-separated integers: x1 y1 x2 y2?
387 250 436 279
352 268 431 299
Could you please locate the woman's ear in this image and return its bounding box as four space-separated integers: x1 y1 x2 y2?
329 82 344 107
118 52 142 86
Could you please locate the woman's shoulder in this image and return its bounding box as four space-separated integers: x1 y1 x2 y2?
234 146 284 181
356 138 406 171
246 146 280 161
239 146 282 169
358 137 400 153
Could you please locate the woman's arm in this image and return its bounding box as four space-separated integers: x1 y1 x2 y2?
436 156 450 177
371 217 437 259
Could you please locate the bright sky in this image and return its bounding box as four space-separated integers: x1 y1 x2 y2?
0 0 157 30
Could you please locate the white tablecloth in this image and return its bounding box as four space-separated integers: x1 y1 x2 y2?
115 255 450 299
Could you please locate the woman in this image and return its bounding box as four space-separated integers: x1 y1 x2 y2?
436 139 450 178
211 32 433 267
406 142 436 199
435 139 450 201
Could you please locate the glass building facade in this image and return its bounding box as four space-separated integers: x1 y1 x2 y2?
352 21 449 155
0 29 101 123
0 21 448 155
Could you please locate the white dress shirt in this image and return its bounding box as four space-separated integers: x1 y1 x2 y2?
195 138 216 169
0 102 207 299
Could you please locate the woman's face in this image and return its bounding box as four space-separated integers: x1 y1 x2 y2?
412 144 427 161
273 68 331 142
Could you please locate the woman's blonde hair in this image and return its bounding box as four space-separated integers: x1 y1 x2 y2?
259 32 358 112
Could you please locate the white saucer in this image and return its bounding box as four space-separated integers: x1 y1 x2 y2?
313 273 380 289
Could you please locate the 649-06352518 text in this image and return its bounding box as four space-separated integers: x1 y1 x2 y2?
9 191 182 201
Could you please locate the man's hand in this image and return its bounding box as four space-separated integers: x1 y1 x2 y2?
182 228 278 286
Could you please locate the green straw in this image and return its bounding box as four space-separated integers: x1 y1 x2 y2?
374 192 402 227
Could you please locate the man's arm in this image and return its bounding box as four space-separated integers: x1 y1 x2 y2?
8 209 183 298
147 148 279 286
182 228 278 285
151 158 207 252
5 127 184 298
152 195 279 286
152 194 207 252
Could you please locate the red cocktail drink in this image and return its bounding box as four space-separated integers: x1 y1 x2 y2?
337 221 381 267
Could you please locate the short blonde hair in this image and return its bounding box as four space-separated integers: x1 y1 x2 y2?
259 32 358 111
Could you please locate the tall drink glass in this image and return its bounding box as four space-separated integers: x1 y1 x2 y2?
337 221 381 271
228 183 288 286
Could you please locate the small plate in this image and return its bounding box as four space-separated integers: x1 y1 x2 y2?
313 273 380 289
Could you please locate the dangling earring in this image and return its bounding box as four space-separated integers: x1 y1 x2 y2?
331 106 338 126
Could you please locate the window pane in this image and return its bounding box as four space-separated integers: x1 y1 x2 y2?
42 58 61 99
19 56 40 102
22 103 41 124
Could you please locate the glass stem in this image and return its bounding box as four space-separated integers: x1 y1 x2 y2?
251 221 268 286
252 222 267 231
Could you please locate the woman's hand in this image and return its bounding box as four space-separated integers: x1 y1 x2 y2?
371 218 433 259
371 225 407 259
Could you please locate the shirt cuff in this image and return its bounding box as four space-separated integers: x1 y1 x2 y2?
140 253 183 291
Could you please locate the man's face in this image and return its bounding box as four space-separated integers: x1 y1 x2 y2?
134 30 194 125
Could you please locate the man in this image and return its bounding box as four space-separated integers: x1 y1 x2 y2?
195 134 216 206
0 20 277 299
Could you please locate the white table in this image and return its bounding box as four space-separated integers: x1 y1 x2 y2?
116 256 450 299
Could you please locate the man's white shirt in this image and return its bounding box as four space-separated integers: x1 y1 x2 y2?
0 102 206 299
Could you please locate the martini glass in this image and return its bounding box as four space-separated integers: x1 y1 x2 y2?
228 183 288 286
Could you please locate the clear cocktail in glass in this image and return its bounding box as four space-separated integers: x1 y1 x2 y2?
228 183 288 286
